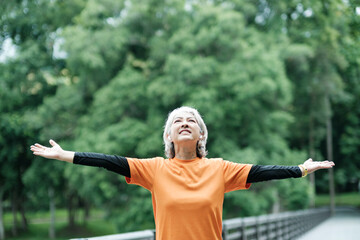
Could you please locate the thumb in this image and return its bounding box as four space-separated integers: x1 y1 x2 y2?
49 139 58 147
303 158 313 168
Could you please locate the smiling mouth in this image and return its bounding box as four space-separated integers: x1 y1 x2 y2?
179 130 191 134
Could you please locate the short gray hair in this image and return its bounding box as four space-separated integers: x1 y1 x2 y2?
163 106 208 159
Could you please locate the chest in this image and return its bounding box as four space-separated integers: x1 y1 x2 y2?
152 161 225 210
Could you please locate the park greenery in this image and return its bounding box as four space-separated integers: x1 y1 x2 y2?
0 0 359 239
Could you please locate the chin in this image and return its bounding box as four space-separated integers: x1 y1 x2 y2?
176 138 197 144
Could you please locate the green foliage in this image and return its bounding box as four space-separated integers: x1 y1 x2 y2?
224 190 273 218
113 189 154 232
278 178 310 210
1 0 359 236
82 66 149 129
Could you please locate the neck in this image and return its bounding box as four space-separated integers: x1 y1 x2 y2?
174 142 198 160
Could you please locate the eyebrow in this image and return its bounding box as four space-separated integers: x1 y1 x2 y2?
174 116 196 120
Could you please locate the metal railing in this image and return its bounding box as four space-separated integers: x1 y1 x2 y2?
222 207 330 240
71 207 331 240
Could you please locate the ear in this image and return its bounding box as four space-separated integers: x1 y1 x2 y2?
199 132 205 140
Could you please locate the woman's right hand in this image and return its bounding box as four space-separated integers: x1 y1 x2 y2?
30 139 74 163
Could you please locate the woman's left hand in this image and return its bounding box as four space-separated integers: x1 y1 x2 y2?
302 158 335 174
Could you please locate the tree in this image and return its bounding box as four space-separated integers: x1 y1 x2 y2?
0 0 86 237
0 0 358 237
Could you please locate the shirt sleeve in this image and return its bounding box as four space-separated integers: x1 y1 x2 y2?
222 160 253 193
125 157 160 191
73 152 130 177
246 165 302 183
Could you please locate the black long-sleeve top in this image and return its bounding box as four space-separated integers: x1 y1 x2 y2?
73 152 302 183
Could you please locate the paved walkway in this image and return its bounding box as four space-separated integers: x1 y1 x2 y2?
297 207 360 240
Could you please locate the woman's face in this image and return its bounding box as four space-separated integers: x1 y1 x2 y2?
169 111 202 145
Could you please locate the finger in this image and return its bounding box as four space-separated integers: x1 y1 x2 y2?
325 161 333 165
30 146 41 152
327 162 335 167
31 145 44 150
32 151 42 156
320 162 334 168
34 143 46 149
32 150 44 155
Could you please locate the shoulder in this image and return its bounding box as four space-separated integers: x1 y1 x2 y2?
202 157 224 166
207 158 252 169
204 157 224 162
126 157 165 166
127 157 164 161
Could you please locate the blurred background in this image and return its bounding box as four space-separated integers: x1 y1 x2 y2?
0 0 359 239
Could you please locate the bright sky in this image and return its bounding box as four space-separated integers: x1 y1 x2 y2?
0 38 17 63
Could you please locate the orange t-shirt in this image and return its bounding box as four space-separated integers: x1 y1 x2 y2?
125 157 252 240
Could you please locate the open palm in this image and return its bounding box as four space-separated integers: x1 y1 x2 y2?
303 158 335 174
30 140 63 160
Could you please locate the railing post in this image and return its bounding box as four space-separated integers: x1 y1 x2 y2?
266 216 271 240
284 213 291 240
256 216 260 240
222 223 227 240
241 218 247 240
276 214 281 239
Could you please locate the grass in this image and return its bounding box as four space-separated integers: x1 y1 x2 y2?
3 209 117 240
315 191 360 208
5 221 117 240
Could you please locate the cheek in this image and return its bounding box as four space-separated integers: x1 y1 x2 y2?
194 124 201 133
170 131 176 138
169 125 178 136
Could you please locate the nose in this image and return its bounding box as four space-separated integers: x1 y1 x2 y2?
181 122 189 128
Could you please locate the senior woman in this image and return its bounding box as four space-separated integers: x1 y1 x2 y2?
30 106 334 240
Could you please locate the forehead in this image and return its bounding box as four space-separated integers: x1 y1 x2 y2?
173 111 195 119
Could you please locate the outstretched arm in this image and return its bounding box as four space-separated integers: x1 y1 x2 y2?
30 140 130 177
247 158 335 183
30 139 75 163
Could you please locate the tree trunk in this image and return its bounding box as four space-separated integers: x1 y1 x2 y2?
19 198 28 231
83 201 90 224
11 193 18 236
67 194 76 228
0 190 5 240
271 190 280 214
326 96 336 215
49 187 56 239
308 111 316 208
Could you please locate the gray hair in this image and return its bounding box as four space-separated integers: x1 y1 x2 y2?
163 106 208 159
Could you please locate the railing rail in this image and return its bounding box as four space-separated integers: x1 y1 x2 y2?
222 207 331 240
70 230 155 240
71 207 331 240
